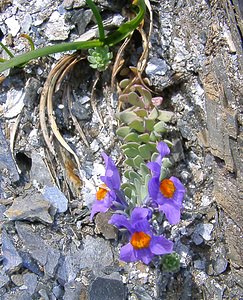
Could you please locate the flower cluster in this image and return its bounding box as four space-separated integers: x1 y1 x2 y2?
90 142 185 265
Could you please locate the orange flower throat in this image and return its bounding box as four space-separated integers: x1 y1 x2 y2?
131 232 151 250
160 179 176 198
96 184 109 201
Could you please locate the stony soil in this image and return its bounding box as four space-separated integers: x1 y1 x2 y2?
0 0 242 299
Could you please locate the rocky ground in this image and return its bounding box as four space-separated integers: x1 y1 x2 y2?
0 0 243 299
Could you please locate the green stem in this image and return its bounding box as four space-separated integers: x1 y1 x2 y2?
0 42 14 58
0 40 103 72
0 0 146 73
86 0 105 41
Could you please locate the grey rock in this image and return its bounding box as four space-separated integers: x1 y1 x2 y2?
71 102 92 121
146 57 169 76
213 255 228 275
3 290 32 300
79 236 114 274
30 151 54 187
63 0 74 9
63 281 87 300
19 251 44 277
22 78 42 109
43 186 68 213
0 204 6 221
95 212 118 240
23 272 38 295
45 247 61 277
133 287 153 300
0 125 19 182
52 285 64 299
57 236 113 284
70 9 93 35
0 269 9 288
2 230 22 273
11 274 24 286
194 259 205 270
20 13 32 32
38 288 50 300
4 192 53 224
89 277 126 300
5 16 20 36
16 222 60 276
192 223 214 245
45 11 70 41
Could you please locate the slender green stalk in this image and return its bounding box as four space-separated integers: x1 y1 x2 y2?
0 0 146 73
0 42 14 58
86 0 105 41
20 34 35 51
0 40 103 72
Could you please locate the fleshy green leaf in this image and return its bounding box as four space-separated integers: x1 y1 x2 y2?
138 133 150 143
118 111 141 124
132 85 152 107
129 171 143 182
116 126 131 138
145 118 155 131
127 92 145 108
140 163 150 177
147 142 157 152
158 110 174 122
153 121 166 133
124 158 135 167
149 131 157 142
134 108 147 118
123 147 139 158
148 107 159 120
124 132 139 142
121 142 140 150
119 78 131 89
162 157 173 168
124 187 132 198
128 119 145 133
151 152 158 162
124 170 130 179
133 155 144 168
134 178 143 205
138 144 151 159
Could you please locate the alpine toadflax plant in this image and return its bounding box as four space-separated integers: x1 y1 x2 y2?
90 141 185 266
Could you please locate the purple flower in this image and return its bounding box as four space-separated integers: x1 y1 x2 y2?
91 153 122 219
147 141 170 177
109 207 173 264
147 142 185 225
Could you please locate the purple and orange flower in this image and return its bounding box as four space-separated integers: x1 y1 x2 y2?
109 207 173 264
147 142 185 225
91 152 126 219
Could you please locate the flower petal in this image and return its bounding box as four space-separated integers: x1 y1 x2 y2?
90 200 110 220
159 201 181 225
148 176 160 200
131 207 152 223
134 247 154 264
156 141 170 158
150 235 173 255
120 243 137 262
147 162 161 176
109 214 132 232
132 219 151 234
100 152 121 190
